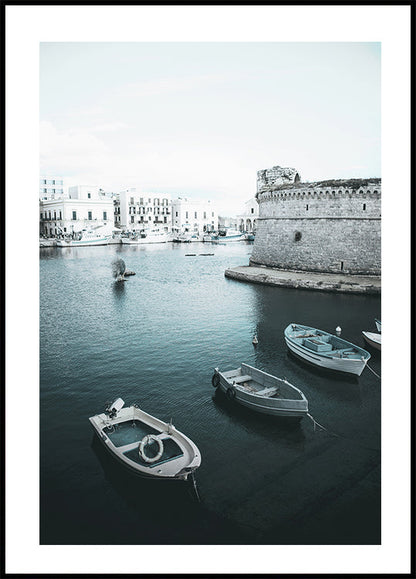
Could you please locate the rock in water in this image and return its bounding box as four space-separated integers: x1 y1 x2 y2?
112 258 126 280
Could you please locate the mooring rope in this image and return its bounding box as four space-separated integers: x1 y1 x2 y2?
366 363 381 379
307 413 341 437
190 473 201 502
307 412 379 451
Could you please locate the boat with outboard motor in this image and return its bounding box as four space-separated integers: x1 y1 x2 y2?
89 398 201 481
211 363 308 419
284 323 371 376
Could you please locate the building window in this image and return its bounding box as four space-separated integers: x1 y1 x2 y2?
251 208 254 213
59 211 62 219
294 231 302 242
103 211 107 220
204 212 206 219
341 261 344 271
194 212 197 219
131 216 134 223
176 212 178 217
88 193 91 199
306 204 309 211
363 203 366 211
130 197 134 204
88 211 92 220
186 211 188 219
72 211 77 220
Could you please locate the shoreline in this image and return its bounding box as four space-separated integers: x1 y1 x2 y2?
224 265 381 295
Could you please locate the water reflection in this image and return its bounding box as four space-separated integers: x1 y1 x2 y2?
112 279 126 298
211 389 306 448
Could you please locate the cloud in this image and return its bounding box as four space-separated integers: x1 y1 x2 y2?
118 74 227 98
39 120 257 215
90 122 129 133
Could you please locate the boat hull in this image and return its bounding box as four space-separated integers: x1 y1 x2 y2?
89 405 200 481
216 363 308 419
362 331 381 351
39 239 57 247
56 238 109 247
284 324 370 376
121 238 168 244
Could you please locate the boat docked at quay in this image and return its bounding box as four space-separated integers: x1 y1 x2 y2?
89 398 201 481
121 228 170 244
172 233 201 243
211 363 309 419
284 323 371 376
212 228 246 242
39 237 57 247
56 228 110 247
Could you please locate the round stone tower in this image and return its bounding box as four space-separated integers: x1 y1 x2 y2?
250 167 381 275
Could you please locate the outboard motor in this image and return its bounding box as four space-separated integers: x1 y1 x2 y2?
107 397 125 418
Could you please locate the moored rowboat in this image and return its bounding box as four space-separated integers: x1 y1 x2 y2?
362 331 381 351
212 363 308 419
89 398 201 481
284 323 371 376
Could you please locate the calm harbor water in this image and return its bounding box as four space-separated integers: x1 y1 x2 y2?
40 242 381 545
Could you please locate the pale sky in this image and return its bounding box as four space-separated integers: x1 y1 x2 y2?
40 42 380 216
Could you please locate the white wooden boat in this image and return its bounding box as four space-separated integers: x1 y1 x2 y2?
211 363 308 419
89 398 201 481
362 331 381 351
172 233 201 243
375 319 382 333
39 238 57 247
213 228 246 242
56 228 110 247
121 228 170 244
284 323 371 376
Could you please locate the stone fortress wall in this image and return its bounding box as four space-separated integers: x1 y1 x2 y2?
250 166 381 275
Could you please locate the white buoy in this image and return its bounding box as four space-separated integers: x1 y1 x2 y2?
252 334 258 345
336 326 342 336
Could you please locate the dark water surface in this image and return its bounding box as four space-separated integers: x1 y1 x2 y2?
40 242 381 545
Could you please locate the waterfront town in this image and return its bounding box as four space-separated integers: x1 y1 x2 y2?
39 164 381 296
39 175 258 243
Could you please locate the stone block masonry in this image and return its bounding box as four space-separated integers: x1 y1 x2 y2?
250 174 381 276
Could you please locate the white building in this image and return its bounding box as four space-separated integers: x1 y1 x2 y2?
39 176 65 200
236 197 258 233
171 197 218 236
39 184 115 237
116 188 172 233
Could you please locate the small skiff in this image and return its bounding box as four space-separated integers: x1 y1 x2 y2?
211 363 308 419
362 331 381 351
89 398 201 481
284 323 371 376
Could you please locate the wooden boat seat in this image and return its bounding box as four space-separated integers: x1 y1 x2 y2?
255 386 279 397
231 374 252 384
